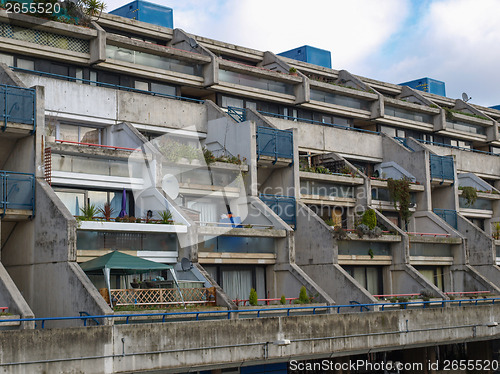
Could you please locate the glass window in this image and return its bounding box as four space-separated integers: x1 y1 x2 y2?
221 96 243 108
89 71 97 86
245 101 257 111
0 53 13 66
75 68 83 84
17 58 34 70
80 126 101 144
58 124 80 142
55 191 85 216
310 89 371 111
135 80 149 91
385 105 433 124
150 82 176 96
380 126 396 137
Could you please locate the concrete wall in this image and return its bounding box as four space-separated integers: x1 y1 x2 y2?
267 117 384 160
2 181 111 326
294 202 375 305
17 74 208 132
0 263 34 328
1 305 499 373
426 144 500 178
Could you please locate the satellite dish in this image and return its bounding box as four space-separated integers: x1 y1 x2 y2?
161 174 179 199
462 92 472 102
181 257 193 271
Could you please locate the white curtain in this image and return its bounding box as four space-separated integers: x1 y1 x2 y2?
222 269 253 301
188 201 218 224
366 268 380 295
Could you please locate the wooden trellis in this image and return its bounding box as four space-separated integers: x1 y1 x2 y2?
106 287 216 308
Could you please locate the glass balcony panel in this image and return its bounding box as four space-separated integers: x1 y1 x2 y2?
385 105 433 124
338 241 391 256
77 231 178 251
219 70 293 95
459 197 493 211
310 89 370 111
199 236 275 253
300 181 354 198
410 243 453 257
447 120 485 135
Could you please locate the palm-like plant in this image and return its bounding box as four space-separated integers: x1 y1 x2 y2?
80 203 99 221
158 210 173 224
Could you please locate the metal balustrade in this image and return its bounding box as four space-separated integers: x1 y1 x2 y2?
256 126 293 162
0 84 36 133
227 106 246 122
259 193 296 226
1 297 498 329
433 208 458 229
0 171 35 217
429 153 454 181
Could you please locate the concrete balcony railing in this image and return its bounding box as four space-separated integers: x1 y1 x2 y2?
0 84 36 133
0 170 35 218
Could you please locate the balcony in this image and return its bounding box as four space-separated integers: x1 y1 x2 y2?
299 179 357 207
256 126 293 166
259 194 296 227
0 171 35 219
0 84 36 133
429 154 454 184
433 209 458 229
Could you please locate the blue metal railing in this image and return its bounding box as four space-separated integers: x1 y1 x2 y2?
0 84 36 133
394 136 415 152
417 138 500 157
259 193 296 226
434 208 458 229
257 110 381 136
256 126 293 163
0 171 35 217
429 153 454 181
10 67 204 104
227 106 246 122
2 298 499 329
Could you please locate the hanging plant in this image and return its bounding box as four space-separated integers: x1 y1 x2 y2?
461 186 477 207
387 178 412 223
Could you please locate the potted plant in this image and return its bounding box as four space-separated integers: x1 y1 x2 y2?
158 210 174 224
289 67 298 76
99 203 115 222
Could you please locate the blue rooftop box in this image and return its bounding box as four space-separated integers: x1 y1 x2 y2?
110 0 173 29
489 105 500 111
278 45 331 69
399 77 446 97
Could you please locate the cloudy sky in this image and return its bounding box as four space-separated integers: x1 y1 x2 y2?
103 0 500 107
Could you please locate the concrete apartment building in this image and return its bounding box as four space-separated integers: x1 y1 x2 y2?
0 2 499 373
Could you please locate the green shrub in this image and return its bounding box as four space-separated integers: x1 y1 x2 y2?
280 295 286 305
298 286 309 304
361 209 377 230
249 288 258 306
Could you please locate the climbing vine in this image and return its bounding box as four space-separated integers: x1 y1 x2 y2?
387 178 412 223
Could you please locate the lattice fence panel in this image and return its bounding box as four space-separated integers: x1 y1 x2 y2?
0 23 90 54
111 287 216 307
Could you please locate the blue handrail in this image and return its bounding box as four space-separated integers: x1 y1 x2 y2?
394 136 415 152
10 66 205 104
227 106 246 122
257 110 381 135
0 170 35 218
0 84 36 133
2 298 498 328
